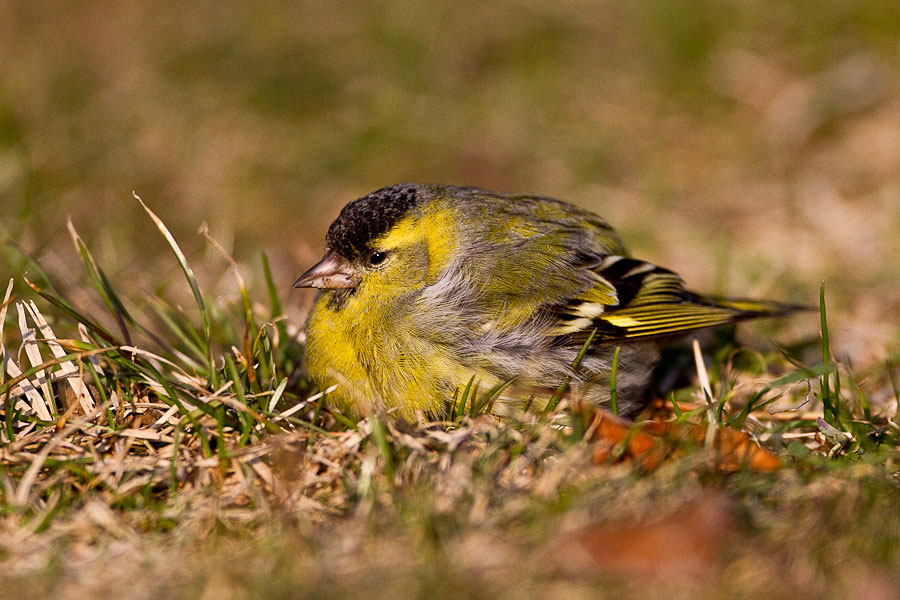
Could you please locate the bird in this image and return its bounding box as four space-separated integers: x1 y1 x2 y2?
294 183 801 421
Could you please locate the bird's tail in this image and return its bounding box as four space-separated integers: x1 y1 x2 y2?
594 292 811 342
692 294 813 319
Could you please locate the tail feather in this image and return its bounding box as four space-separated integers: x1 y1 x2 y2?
554 255 810 344
595 294 810 342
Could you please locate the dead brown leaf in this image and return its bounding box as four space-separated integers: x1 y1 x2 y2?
588 409 782 472
551 492 735 581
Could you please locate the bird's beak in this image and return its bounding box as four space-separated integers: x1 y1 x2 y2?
293 251 360 289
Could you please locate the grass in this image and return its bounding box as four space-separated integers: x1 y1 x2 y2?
0 200 898 599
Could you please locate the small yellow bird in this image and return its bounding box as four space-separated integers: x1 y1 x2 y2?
295 184 800 420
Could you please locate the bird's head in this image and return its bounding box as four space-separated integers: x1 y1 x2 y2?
294 184 457 305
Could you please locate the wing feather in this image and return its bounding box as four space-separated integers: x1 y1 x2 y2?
551 256 802 344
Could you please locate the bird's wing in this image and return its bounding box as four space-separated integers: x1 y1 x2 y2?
550 256 799 343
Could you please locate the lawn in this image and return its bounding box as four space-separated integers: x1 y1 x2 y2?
1 2 899 598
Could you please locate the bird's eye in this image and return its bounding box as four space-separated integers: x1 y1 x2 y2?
368 251 388 267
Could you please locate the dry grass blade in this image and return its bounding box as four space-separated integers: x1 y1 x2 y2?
0 279 13 351
16 303 53 420
115 429 176 443
2 353 44 417
267 378 288 413
24 300 95 413
200 223 252 319
273 385 337 422
119 345 207 390
78 322 105 375
14 401 111 507
1 347 119 400
693 338 717 447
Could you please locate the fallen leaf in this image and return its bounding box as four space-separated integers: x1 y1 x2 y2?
587 408 781 472
552 492 735 580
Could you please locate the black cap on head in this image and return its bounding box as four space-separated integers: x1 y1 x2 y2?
325 184 423 260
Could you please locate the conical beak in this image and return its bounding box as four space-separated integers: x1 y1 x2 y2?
293 251 360 289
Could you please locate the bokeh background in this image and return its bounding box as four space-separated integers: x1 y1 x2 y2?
1 0 899 364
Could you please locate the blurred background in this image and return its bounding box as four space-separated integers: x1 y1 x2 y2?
1 0 898 364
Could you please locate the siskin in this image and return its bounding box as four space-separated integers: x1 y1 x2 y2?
295 184 800 420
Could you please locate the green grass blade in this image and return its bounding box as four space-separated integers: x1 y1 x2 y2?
327 408 358 431
448 388 460 422
733 361 837 428
135 193 219 388
67 220 133 346
542 329 598 418
169 421 183 500
145 299 206 366
571 328 597 371
541 382 569 417
261 252 288 350
369 414 395 481
669 392 682 418
856 385 871 422
888 361 900 417
471 379 513 417
3 240 63 297
225 353 254 441
609 345 620 416
455 376 476 421
24 277 118 345
819 283 835 424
